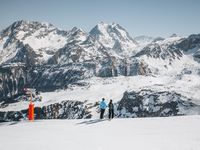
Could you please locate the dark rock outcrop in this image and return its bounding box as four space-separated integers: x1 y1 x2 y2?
0 100 93 121
117 90 199 117
0 65 27 102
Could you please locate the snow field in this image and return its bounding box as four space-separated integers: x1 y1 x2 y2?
0 115 200 150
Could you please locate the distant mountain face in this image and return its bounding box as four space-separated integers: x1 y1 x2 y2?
135 36 184 59
1 20 199 68
0 20 68 64
177 34 200 62
48 27 109 65
89 22 138 55
0 20 200 115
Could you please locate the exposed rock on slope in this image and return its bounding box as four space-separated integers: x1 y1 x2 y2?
117 90 199 117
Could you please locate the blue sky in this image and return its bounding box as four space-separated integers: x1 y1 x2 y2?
0 0 200 37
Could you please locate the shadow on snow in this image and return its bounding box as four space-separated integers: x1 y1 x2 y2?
76 119 109 125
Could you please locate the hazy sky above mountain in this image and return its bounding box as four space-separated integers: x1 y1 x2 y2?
0 0 200 37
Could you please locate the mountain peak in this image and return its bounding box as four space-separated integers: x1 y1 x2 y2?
70 27 85 34
90 22 138 53
170 33 178 38
96 22 121 30
21 20 54 26
98 21 108 25
12 20 29 25
1 20 56 37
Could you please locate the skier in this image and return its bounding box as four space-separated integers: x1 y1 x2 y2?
99 98 107 119
108 99 114 119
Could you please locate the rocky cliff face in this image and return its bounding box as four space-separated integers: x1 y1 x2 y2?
117 90 199 118
134 36 184 60
177 34 200 62
0 100 94 122
0 65 27 102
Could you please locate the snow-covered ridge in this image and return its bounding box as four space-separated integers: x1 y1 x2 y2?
0 20 141 65
0 20 196 66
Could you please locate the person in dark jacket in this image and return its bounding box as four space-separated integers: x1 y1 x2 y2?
99 98 107 119
108 99 114 119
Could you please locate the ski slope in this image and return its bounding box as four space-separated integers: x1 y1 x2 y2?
0 116 200 150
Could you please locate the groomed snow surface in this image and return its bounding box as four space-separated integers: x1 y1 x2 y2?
0 116 200 150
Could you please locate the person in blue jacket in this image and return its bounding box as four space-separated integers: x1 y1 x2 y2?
99 98 107 119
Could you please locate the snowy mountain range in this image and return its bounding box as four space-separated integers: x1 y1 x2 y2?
0 20 200 121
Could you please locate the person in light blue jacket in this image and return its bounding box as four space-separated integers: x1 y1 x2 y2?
99 98 107 119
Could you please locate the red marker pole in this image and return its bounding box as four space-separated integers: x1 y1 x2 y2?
28 102 34 121
28 93 34 121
